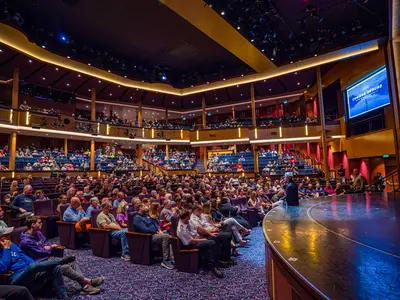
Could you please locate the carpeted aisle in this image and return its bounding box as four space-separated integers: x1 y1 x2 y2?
49 226 269 300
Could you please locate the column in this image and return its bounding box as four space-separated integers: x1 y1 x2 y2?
203 146 207 171
250 83 256 127
64 138 68 156
12 68 19 110
90 139 95 171
317 66 329 180
306 142 311 157
202 94 206 129
137 144 143 165
91 88 96 121
138 101 143 127
278 144 282 155
9 132 16 171
253 144 259 174
165 144 169 161
233 144 237 154
232 106 236 119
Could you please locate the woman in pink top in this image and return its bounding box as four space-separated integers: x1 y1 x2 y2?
116 201 129 228
324 181 336 195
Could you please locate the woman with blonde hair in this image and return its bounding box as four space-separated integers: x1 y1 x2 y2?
116 201 129 228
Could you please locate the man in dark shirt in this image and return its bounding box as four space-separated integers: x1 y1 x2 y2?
10 185 35 218
132 204 174 270
337 164 346 184
284 172 299 206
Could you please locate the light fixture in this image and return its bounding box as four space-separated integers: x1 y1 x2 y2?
109 93 112 96
271 58 275 61
78 74 81 77
88 63 91 66
66 83 70 86
262 49 265 52
98 80 102 83
42 77 46 80
42 45 46 48
237 26 241 30
297 82 300 85
55 68 59 71
108 70 111 73
28 60 32 63
221 11 225 15
0 49 2 52
88 89 91 92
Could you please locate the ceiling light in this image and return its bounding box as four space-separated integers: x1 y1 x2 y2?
78 74 81 77
42 77 46 80
240 94 243 96
295 72 298 75
207 82 209 84
237 26 241 30
221 11 225 15
88 89 91 92
98 80 102 83
42 45 46 49
314 54 318 57
271 58 275 61
172 102 175 104
191 101 194 103
191 85 194 87
109 93 112 96
0 49 2 52
290 61 293 64
223 78 226 81
88 63 91 66
269 89 272 91
55 68 59 71
152 100 154 102
297 82 300 85
28 60 32 63
263 80 266 82
124 76 127 78
66 83 70 86
118 85 120 88
67 56 70 59
262 49 265 52
108 70 111 73
251 39 254 42
241 74 244 77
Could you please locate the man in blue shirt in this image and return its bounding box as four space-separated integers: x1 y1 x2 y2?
86 197 101 218
0 226 68 299
133 203 174 270
63 197 91 232
10 185 35 218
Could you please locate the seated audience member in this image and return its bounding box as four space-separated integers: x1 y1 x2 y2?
0 285 34 300
190 204 234 265
19 216 104 295
63 197 91 232
0 207 7 228
10 185 35 218
352 169 367 193
324 181 336 195
116 201 129 228
132 203 174 270
86 197 101 218
314 183 324 197
34 190 48 201
219 197 251 229
177 210 224 278
335 183 344 195
128 197 141 213
113 192 125 207
160 199 174 232
56 195 68 214
0 227 68 299
201 190 211 203
97 200 130 261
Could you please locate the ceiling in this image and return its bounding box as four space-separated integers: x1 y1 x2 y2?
204 0 388 65
0 44 334 110
2 0 252 87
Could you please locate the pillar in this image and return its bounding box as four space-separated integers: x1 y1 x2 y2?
316 143 321 162
138 101 143 127
90 139 95 171
202 94 206 129
253 144 259 174
306 142 311 157
232 106 236 119
64 138 68 156
233 144 237 154
278 144 282 154
9 132 16 171
317 66 329 180
250 83 256 127
91 88 96 121
12 68 19 110
165 144 169 161
137 144 143 165
203 146 207 171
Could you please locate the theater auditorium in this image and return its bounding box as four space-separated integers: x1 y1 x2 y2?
0 0 398 299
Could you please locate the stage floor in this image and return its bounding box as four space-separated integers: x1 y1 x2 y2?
264 192 400 300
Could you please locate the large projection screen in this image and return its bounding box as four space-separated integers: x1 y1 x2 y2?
346 66 390 119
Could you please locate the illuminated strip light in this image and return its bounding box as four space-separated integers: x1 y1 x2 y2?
250 136 321 144
151 128 155 138
106 124 110 135
180 129 183 139
26 112 30 125
330 135 345 139
196 130 199 140
191 138 250 145
9 109 13 123
238 127 241 138
279 126 282 137
142 128 145 137
305 125 308 136
0 24 378 96
97 123 100 134
0 123 190 144
255 128 258 139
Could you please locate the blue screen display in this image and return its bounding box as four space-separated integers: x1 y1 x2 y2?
346 67 390 119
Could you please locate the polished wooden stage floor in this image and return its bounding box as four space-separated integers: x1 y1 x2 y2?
263 193 400 300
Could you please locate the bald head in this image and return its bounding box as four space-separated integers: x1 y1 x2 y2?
70 196 81 208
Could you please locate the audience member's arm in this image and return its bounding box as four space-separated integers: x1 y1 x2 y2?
0 240 11 273
100 222 121 230
20 238 51 259
133 217 157 234
10 197 24 212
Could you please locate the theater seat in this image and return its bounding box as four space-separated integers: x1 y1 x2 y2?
89 209 114 258
170 214 199 274
33 200 59 239
57 204 89 249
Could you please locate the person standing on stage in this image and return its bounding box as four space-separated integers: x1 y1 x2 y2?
284 172 299 206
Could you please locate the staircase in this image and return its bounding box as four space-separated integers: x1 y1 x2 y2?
196 159 205 173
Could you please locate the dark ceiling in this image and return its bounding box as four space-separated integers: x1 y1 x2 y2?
1 0 252 87
205 0 388 65
0 44 333 110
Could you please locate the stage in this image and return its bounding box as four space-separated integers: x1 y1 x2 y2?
263 193 400 300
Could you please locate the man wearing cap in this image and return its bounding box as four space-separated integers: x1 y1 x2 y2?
0 227 70 299
0 206 8 228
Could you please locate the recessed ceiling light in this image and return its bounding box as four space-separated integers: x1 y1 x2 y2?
251 39 254 42
241 74 244 77
223 78 226 81
263 80 266 82
42 77 46 80
262 49 265 52
98 80 102 83
124 76 127 78
191 85 194 87
109 93 112 96
269 89 272 91
207 82 209 84
88 63 91 66
66 83 70 86
172 102 174 104
260 104 262 106
67 56 70 59
271 58 275 61
108 70 111 73
118 85 120 88
29 60 32 63
237 85 240 87
314 54 318 57
191 101 194 103
55 68 59 71
88 89 91 92
247 105 250 108
290 61 293 64
42 45 46 49
237 26 241 30
297 82 300 85
86 105 89 108
240 94 243 96
295 72 298 75
78 74 81 77
152 99 154 102
216 110 219 112
221 11 225 15
0 49 2 52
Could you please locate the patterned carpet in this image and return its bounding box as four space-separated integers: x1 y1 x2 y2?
48 226 269 300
